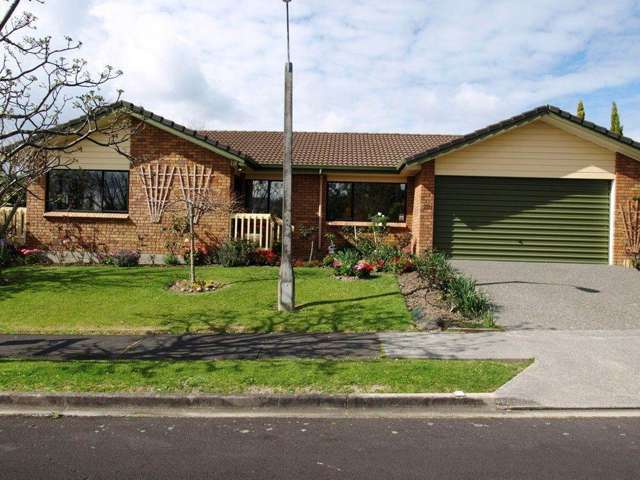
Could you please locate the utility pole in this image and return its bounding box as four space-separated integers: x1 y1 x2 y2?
278 0 295 311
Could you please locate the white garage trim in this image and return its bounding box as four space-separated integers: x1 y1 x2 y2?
609 179 616 265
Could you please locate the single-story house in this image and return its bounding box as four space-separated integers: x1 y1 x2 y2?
25 101 640 265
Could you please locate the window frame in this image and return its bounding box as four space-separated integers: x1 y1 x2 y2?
45 168 130 214
325 181 408 223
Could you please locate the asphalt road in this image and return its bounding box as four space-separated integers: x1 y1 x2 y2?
1 416 639 479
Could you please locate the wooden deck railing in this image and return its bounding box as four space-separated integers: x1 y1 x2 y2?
230 213 282 250
0 206 27 242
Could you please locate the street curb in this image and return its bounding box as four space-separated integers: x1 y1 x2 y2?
0 391 496 412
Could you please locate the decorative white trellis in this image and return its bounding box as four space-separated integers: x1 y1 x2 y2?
137 163 175 223
178 165 213 224
620 198 640 257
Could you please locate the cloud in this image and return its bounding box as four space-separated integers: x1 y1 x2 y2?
24 0 640 138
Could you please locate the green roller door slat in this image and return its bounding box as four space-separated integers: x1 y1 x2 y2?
434 176 610 263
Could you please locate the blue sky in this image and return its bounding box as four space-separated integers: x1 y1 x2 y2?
27 0 640 138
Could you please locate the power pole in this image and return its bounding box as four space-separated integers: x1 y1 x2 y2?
278 0 295 311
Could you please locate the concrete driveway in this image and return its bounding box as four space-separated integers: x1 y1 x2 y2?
452 260 640 330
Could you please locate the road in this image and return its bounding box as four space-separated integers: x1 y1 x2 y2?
1 416 639 479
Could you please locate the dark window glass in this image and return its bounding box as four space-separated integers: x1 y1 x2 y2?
326 182 352 221
102 171 129 212
269 181 283 217
245 180 283 217
353 183 406 222
46 169 129 213
326 182 406 222
247 180 269 213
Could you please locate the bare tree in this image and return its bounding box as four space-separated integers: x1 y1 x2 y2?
0 0 132 240
165 190 239 286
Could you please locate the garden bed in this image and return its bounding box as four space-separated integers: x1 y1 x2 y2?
398 271 461 330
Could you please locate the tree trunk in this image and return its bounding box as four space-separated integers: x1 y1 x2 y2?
188 202 195 284
0 204 20 240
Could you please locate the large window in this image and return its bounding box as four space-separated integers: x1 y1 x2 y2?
326 182 407 222
245 179 283 217
46 169 129 213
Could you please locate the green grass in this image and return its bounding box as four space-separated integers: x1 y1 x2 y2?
0 266 412 334
0 359 531 394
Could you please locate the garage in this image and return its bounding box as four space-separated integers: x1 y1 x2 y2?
434 176 611 263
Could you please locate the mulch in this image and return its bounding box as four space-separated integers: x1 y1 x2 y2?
397 272 463 331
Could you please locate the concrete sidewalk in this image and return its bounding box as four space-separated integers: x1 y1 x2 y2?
0 333 380 360
380 330 640 409
3 331 638 410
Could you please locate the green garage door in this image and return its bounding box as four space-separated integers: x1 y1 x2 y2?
434 176 611 263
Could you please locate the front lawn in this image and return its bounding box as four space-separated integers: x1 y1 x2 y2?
0 358 530 394
0 266 412 334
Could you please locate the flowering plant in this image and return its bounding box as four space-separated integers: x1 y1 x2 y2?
19 248 43 256
18 248 49 265
254 249 280 266
354 260 374 278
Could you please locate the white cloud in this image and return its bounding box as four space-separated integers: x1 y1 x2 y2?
24 0 640 137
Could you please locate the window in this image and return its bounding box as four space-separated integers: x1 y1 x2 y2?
326 181 406 222
245 179 283 217
46 169 129 213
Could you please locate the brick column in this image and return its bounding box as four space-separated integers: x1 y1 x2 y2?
613 152 640 265
411 162 435 254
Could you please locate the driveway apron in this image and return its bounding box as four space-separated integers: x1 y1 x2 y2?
380 331 640 409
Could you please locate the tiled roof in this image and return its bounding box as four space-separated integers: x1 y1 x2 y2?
86 101 640 171
200 131 459 169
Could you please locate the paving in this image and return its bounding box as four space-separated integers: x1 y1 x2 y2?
0 333 380 360
380 330 640 409
2 416 640 479
452 260 640 330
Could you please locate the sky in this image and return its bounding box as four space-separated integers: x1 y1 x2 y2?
24 0 640 138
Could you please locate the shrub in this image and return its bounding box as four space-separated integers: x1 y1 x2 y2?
332 249 361 277
216 239 256 267
414 250 455 290
353 236 377 257
0 241 20 267
367 244 401 266
164 253 182 266
254 249 279 266
354 260 374 278
18 247 50 265
386 255 415 274
303 260 322 268
186 246 215 266
111 250 140 267
445 274 491 319
322 254 335 268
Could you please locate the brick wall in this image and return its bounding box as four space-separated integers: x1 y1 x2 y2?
410 162 435 254
613 152 640 265
26 122 423 260
291 173 321 259
26 123 234 257
288 174 415 261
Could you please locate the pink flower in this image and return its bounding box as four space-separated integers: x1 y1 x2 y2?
19 248 43 256
355 260 374 275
